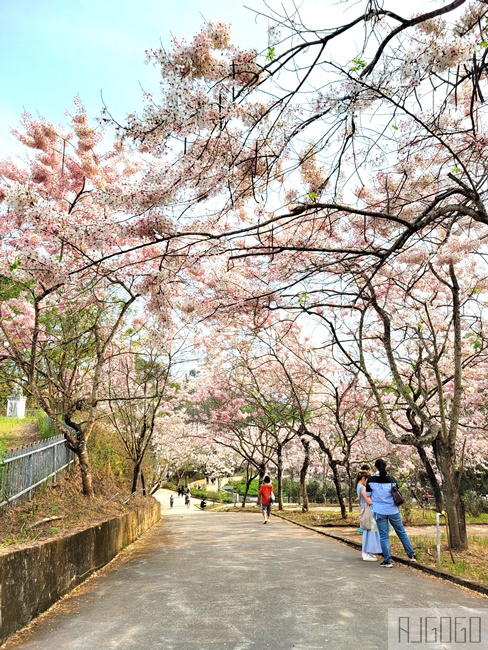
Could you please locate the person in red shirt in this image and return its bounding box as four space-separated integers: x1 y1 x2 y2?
259 476 274 524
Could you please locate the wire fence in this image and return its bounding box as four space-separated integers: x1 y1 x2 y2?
0 433 75 507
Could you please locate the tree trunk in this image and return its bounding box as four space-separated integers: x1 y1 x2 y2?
308 432 346 517
257 464 266 506
277 447 284 511
300 437 311 513
322 459 328 503
60 418 94 498
345 464 353 513
242 472 254 508
77 439 94 497
416 445 443 512
131 462 141 494
434 441 467 550
330 461 346 518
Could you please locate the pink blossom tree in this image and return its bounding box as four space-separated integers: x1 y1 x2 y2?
313 247 488 548
102 321 189 494
0 106 143 496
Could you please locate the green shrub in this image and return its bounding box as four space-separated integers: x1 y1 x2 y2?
307 479 325 503
206 490 221 502
88 427 128 481
464 490 488 517
36 413 55 439
227 477 260 495
0 434 7 462
282 478 300 500
191 488 208 499
399 494 415 524
161 481 177 490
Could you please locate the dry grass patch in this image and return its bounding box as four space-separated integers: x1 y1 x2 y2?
276 508 360 527
389 534 488 587
279 507 488 588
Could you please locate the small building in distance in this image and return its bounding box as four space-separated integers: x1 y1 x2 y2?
6 392 26 418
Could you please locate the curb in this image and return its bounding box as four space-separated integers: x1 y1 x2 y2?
272 512 488 598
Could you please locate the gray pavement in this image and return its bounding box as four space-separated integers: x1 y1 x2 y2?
3 495 488 650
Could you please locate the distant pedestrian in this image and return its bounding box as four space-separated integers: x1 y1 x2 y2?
200 498 207 509
258 476 274 524
356 471 381 561
366 459 416 568
185 493 190 508
170 495 174 508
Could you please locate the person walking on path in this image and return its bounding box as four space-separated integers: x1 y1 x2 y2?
258 476 274 524
366 459 416 568
356 471 382 561
170 495 174 508
185 492 191 508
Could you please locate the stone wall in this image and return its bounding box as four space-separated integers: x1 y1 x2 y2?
0 499 161 645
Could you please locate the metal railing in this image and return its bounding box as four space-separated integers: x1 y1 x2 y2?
0 434 75 507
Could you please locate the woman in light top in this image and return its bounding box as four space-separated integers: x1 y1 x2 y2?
356 470 382 561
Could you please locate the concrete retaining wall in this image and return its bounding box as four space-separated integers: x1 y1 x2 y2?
0 499 161 645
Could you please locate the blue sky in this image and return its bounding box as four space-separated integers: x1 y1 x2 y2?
0 0 434 157
0 0 268 155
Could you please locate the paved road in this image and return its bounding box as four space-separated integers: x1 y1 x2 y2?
3 495 488 650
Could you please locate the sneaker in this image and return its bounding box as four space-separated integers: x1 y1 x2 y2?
357 528 363 533
362 554 377 561
409 555 417 562
379 560 393 568
263 520 267 524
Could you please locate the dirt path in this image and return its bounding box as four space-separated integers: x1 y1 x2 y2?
4 421 39 450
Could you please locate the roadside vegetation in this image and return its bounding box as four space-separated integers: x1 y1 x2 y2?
277 506 488 588
0 424 155 549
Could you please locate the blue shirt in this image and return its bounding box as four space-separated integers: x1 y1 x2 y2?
366 475 399 515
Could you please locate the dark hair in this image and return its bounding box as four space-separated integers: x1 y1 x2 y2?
360 464 370 471
375 458 388 479
263 476 271 484
355 470 370 486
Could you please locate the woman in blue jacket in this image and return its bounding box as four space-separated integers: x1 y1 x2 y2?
366 459 416 568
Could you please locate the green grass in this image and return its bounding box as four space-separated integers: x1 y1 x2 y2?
0 417 30 455
0 416 28 437
0 413 56 454
466 512 488 523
